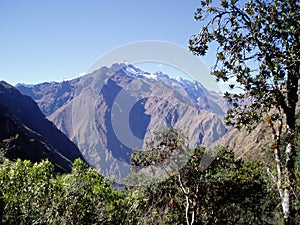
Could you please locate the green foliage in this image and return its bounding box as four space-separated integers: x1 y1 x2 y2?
190 0 300 129
131 127 189 168
0 158 127 225
0 158 55 224
124 175 186 224
180 147 276 224
52 159 126 224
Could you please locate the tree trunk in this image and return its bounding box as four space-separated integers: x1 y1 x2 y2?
282 120 296 224
178 174 194 225
282 69 298 224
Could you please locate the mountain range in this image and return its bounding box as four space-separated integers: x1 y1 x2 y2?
16 63 229 179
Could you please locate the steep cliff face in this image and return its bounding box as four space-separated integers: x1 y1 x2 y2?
0 81 85 172
17 63 228 179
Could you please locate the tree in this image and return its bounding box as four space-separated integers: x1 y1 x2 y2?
54 159 126 224
189 0 299 224
188 147 277 224
129 128 190 224
129 129 275 224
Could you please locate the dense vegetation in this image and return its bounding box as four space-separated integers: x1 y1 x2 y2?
1 130 299 224
0 157 126 224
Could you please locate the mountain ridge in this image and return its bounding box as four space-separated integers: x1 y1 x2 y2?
0 81 85 172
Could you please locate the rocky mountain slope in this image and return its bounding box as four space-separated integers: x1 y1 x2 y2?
0 81 85 172
210 122 271 160
17 63 228 179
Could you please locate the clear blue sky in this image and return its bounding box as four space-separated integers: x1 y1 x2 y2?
0 0 216 85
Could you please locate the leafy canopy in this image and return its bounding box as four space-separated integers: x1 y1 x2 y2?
190 0 300 129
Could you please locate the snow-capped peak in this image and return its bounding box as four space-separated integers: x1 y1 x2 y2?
175 76 184 82
144 74 158 80
119 64 205 92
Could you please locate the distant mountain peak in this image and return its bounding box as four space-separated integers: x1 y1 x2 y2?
15 83 34 88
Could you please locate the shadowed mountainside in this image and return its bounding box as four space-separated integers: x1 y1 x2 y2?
0 81 85 172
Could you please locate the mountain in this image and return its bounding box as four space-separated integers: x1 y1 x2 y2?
17 63 228 179
0 81 85 173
